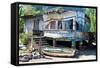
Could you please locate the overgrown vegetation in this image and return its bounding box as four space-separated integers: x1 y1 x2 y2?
19 5 41 45
85 8 96 32
19 32 33 45
19 5 42 17
19 5 96 46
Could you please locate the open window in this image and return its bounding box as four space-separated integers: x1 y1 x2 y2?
49 21 56 29
58 21 62 29
64 19 74 30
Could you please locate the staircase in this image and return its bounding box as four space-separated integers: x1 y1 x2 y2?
33 37 50 47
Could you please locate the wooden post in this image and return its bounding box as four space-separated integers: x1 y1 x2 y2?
72 40 76 48
72 31 76 48
56 21 58 30
73 18 76 30
53 39 56 48
72 15 77 48
39 37 42 58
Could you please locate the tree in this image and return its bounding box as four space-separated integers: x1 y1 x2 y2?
19 5 42 16
19 5 25 33
19 5 43 45
85 8 96 32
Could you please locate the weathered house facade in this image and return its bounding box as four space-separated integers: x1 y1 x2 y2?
21 7 91 48
23 8 89 37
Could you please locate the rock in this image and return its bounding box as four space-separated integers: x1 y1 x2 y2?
19 55 30 62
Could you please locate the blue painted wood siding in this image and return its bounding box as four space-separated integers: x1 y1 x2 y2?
43 6 90 32
76 10 90 32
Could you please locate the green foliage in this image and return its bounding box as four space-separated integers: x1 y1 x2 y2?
19 5 25 33
19 18 24 33
85 8 96 32
19 5 43 34
19 5 24 17
19 5 64 17
55 7 64 11
19 5 41 45
51 7 64 11
19 5 42 17
19 32 33 45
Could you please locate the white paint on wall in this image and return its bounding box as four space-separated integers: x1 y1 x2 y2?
43 14 48 21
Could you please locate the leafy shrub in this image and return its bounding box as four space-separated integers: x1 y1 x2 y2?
19 32 33 45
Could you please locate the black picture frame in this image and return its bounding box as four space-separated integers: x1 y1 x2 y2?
11 2 98 66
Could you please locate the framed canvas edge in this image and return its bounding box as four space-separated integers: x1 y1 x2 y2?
11 2 98 66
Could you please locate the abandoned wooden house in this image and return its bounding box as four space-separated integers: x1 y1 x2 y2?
20 7 93 49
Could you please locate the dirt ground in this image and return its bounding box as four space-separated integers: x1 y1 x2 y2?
19 49 96 64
